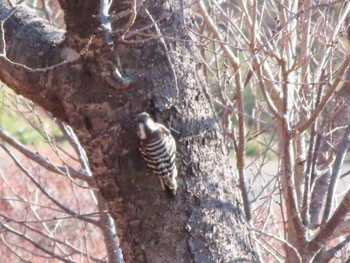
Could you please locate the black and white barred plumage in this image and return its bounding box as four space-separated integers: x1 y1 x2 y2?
136 112 178 195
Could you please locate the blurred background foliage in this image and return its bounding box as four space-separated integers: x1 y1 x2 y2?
0 85 63 145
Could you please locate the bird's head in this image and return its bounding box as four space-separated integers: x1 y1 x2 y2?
136 112 157 139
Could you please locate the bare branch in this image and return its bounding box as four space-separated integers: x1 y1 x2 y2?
296 54 350 134
142 4 179 106
235 78 251 221
59 123 123 263
99 0 113 45
197 0 240 70
314 234 350 262
254 229 302 262
0 128 88 181
308 183 350 255
0 212 106 262
322 123 350 223
0 222 75 263
0 144 99 226
120 0 137 39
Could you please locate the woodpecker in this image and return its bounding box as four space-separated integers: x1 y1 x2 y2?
136 112 178 196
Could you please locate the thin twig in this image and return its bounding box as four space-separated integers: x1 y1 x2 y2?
0 128 88 181
253 229 302 262
197 0 240 70
296 53 350 134
142 5 179 107
0 212 106 262
0 144 99 226
0 222 76 263
120 0 137 39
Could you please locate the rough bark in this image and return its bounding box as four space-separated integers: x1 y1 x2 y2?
0 1 257 262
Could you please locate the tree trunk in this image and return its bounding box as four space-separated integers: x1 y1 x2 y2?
0 1 257 262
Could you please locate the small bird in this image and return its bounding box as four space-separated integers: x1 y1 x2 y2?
136 112 178 196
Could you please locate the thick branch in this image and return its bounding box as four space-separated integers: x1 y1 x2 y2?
0 1 71 120
313 234 350 262
307 186 350 255
322 123 350 222
0 1 65 67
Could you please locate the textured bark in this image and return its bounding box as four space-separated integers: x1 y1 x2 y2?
0 1 257 262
